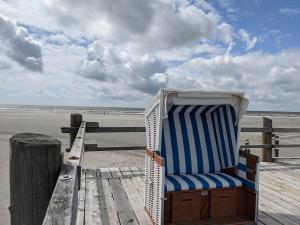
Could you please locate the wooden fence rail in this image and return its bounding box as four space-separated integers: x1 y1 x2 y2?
61 116 300 162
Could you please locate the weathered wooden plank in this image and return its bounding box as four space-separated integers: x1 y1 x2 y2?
121 178 152 225
260 196 299 225
85 169 102 225
62 126 146 134
129 166 143 177
131 176 145 201
110 167 123 178
96 170 110 225
63 126 300 134
260 176 300 202
260 184 300 210
109 178 139 225
99 168 112 179
76 169 85 225
120 167 133 178
66 121 86 166
101 178 120 224
258 211 283 225
43 163 78 225
85 145 145 151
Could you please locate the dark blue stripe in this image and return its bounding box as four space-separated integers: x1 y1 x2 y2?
211 107 222 167
161 128 167 175
190 106 204 173
223 106 235 165
168 105 180 174
179 105 192 173
166 176 182 191
216 108 229 167
230 106 238 140
204 174 223 188
215 173 236 187
180 175 196 190
236 176 255 190
201 106 215 172
191 174 210 189
238 163 247 172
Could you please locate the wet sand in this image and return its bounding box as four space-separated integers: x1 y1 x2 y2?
0 110 300 224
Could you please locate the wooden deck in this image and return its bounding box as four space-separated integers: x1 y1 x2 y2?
77 160 300 225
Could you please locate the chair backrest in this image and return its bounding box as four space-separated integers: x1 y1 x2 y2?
160 104 238 175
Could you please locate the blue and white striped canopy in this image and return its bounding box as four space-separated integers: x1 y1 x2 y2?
160 104 238 175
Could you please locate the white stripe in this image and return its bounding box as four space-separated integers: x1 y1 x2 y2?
174 106 186 174
195 106 210 173
196 174 217 188
238 170 247 179
239 156 246 165
165 177 175 191
184 106 198 173
226 105 237 164
163 119 174 175
169 175 190 190
206 113 221 171
219 106 232 166
181 174 204 189
213 111 225 168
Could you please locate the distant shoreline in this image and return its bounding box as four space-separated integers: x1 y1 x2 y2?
0 104 300 116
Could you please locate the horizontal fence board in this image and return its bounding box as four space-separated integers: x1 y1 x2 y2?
42 164 78 225
85 144 145 151
62 126 300 134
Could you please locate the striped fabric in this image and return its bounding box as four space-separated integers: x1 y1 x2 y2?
237 156 256 190
164 172 242 192
161 104 238 175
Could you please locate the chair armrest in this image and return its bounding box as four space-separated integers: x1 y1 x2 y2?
239 149 259 182
146 148 164 166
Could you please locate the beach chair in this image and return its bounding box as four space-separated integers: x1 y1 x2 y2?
144 89 259 225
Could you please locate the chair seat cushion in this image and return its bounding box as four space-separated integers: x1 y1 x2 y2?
164 172 242 192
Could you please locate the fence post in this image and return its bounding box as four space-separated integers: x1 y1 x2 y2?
10 133 61 225
70 113 82 149
262 117 273 162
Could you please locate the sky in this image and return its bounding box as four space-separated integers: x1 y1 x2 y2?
0 0 299 111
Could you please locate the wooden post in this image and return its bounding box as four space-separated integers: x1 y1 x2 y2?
262 117 273 162
10 133 61 225
70 113 82 149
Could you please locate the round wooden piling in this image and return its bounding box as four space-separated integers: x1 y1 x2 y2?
262 117 273 162
9 133 61 225
70 113 82 149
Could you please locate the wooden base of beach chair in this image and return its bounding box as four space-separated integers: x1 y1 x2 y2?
163 186 256 225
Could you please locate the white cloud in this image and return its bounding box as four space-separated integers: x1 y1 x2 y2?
167 49 300 110
0 16 43 71
279 8 300 16
79 41 168 94
239 29 258 51
42 0 234 51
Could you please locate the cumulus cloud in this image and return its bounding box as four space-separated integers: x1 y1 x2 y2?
168 49 300 109
43 0 234 51
239 29 258 51
0 16 43 71
79 41 168 94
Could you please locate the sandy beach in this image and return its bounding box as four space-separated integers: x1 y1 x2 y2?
0 109 300 224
